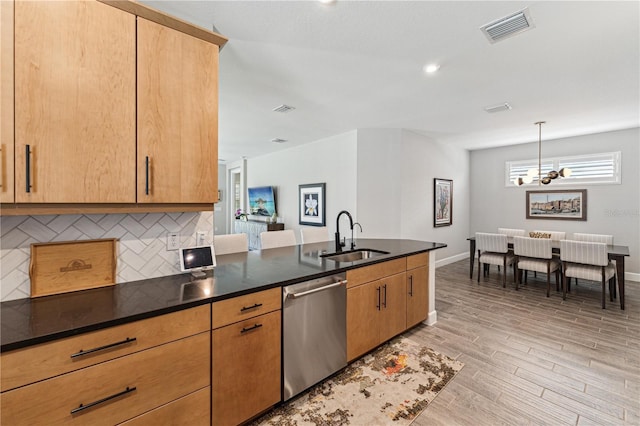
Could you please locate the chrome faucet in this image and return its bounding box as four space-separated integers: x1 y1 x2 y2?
335 210 354 252
352 222 363 248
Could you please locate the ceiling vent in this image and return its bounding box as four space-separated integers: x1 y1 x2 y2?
481 8 534 43
484 102 512 113
272 104 296 113
271 138 288 143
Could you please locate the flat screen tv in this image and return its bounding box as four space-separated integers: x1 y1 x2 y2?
248 186 277 217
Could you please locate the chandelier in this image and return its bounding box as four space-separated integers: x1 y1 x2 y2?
513 121 572 186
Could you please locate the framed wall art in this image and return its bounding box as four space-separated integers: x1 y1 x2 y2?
526 189 587 221
299 183 326 226
434 178 453 227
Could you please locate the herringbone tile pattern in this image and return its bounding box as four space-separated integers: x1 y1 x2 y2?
0 212 213 301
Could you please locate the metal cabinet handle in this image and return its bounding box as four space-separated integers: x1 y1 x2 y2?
70 337 137 359
240 323 262 333
71 386 136 414
25 145 32 193
144 156 150 195
383 284 387 308
0 146 3 188
240 303 263 312
376 286 381 310
409 275 413 296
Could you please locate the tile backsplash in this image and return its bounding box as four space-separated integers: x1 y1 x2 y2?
0 212 214 301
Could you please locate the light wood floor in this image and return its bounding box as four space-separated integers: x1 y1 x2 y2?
407 260 639 426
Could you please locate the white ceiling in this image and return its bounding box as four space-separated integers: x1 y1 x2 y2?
141 1 640 163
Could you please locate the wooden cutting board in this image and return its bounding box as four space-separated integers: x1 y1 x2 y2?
29 239 118 297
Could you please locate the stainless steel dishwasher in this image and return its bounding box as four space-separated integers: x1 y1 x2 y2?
282 273 347 401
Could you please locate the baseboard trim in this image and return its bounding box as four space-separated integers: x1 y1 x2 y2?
626 272 640 282
424 310 437 326
435 252 469 268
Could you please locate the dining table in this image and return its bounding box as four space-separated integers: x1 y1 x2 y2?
467 236 631 309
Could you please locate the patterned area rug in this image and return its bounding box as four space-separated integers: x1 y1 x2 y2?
251 336 464 426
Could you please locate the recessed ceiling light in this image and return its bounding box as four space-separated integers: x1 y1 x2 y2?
423 63 440 74
319 0 336 4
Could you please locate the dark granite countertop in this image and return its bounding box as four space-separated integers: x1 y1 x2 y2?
1 239 446 352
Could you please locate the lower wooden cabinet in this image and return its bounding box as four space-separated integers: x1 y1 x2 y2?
212 310 281 426
119 387 210 426
1 332 210 426
406 253 429 327
347 272 406 361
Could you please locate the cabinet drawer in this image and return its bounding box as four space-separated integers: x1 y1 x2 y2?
212 287 280 329
119 387 210 426
1 305 210 392
346 258 406 288
1 332 210 426
407 252 429 270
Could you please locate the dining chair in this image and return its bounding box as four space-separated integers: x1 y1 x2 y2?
570 233 615 295
497 228 527 237
213 233 248 255
531 230 566 241
300 226 330 244
476 232 515 288
513 236 561 296
260 229 297 249
560 240 617 309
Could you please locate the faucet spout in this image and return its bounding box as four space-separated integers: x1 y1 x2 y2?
335 210 354 252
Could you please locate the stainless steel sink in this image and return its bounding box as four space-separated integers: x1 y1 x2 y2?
321 249 389 262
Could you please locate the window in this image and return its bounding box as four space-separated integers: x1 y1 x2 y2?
505 152 621 187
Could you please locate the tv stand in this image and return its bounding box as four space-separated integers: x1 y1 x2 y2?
233 220 284 250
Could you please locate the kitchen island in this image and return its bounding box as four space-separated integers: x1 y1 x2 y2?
1 238 446 425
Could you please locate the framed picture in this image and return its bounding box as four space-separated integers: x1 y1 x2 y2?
434 178 453 227
299 183 326 226
526 189 587 221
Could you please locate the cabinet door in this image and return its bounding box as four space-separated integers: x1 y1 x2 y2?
14 1 136 203
0 0 13 204
406 266 428 327
212 310 281 426
379 273 407 343
347 281 381 361
137 18 218 204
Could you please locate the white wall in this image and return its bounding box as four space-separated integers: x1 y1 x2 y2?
470 127 639 276
214 163 227 234
356 129 470 262
246 131 358 242
244 128 470 262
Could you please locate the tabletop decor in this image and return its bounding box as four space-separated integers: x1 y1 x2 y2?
434 178 453 227
299 183 326 226
251 336 464 426
526 189 587 221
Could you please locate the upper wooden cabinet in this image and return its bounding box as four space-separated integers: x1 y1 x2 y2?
0 1 14 204
13 0 137 203
1 0 226 215
137 18 219 204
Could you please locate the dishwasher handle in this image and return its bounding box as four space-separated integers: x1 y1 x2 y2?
286 280 347 299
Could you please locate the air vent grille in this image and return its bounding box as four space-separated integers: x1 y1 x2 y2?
273 104 296 113
484 103 512 113
481 9 534 43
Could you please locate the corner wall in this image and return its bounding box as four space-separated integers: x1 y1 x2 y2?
470 127 639 277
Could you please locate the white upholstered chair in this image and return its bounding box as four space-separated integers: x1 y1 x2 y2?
570 233 615 294
531 230 566 241
513 236 561 296
213 234 248 255
497 228 527 237
476 232 515 288
560 240 617 309
300 226 330 244
260 229 297 250
571 233 614 244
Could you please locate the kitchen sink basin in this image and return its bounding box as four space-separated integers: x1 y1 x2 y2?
321 249 389 262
